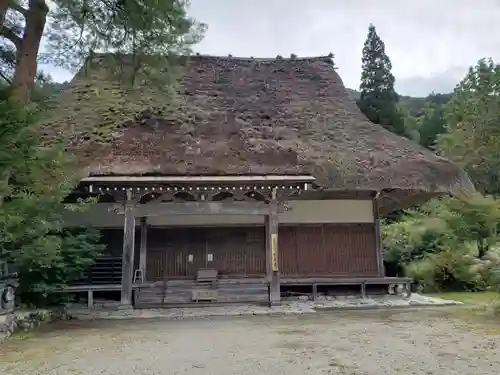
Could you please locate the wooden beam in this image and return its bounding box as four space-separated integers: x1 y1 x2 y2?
265 215 271 278
113 201 288 217
266 188 280 306
139 217 147 282
82 175 315 183
373 199 385 277
120 190 136 306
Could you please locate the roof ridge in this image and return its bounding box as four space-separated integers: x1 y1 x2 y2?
89 52 334 63
190 53 334 62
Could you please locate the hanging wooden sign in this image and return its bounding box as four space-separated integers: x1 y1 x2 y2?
271 233 278 272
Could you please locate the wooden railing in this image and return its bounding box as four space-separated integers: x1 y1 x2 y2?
72 255 122 286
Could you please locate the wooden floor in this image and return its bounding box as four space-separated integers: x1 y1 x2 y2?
64 277 413 308
281 277 412 285
134 276 412 308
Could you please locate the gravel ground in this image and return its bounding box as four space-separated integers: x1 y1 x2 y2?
1 308 499 375
65 293 461 321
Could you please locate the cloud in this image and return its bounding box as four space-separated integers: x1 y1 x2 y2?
188 0 500 96
38 0 500 96
397 67 469 97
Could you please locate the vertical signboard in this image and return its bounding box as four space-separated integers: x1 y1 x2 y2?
271 233 278 272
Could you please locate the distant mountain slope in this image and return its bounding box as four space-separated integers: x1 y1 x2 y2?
346 88 360 101
346 88 451 119
346 88 449 109
346 88 452 148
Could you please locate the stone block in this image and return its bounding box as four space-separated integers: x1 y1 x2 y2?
117 304 134 311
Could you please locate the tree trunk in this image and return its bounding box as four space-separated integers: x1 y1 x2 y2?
10 0 48 104
477 238 488 259
0 0 8 28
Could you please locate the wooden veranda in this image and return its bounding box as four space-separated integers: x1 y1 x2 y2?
62 175 414 308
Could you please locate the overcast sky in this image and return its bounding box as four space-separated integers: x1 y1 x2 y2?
42 0 500 97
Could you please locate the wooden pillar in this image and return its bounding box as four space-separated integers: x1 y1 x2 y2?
373 198 385 277
266 189 280 306
265 216 271 277
87 289 94 309
139 217 147 282
120 190 136 306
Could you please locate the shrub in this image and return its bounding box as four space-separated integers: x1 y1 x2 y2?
405 258 437 292
383 195 500 291
406 249 495 292
382 214 448 269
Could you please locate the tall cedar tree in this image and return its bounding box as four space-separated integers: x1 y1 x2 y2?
358 24 408 137
0 0 205 104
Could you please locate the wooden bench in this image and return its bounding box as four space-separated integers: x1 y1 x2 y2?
61 284 141 308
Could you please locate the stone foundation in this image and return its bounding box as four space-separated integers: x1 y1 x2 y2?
0 312 15 338
66 293 462 321
0 308 69 340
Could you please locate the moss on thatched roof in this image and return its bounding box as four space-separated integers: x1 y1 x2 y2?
40 54 474 210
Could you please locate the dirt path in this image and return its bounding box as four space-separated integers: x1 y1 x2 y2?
1 308 499 375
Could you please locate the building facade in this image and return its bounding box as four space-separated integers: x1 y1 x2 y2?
44 54 474 307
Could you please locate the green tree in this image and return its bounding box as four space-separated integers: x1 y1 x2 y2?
358 24 408 137
383 195 500 291
439 58 500 195
397 104 420 142
383 200 450 266
384 195 500 263
441 194 500 258
418 102 445 149
392 92 452 149
0 1 205 305
0 95 104 303
1 0 204 103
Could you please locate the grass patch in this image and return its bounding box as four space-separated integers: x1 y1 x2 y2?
10 331 36 341
426 291 499 306
421 292 500 335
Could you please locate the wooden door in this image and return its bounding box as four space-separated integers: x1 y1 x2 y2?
185 228 209 275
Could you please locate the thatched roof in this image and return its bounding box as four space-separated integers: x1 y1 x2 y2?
41 54 474 211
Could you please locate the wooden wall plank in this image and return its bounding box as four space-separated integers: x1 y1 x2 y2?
279 223 378 277
146 227 266 280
